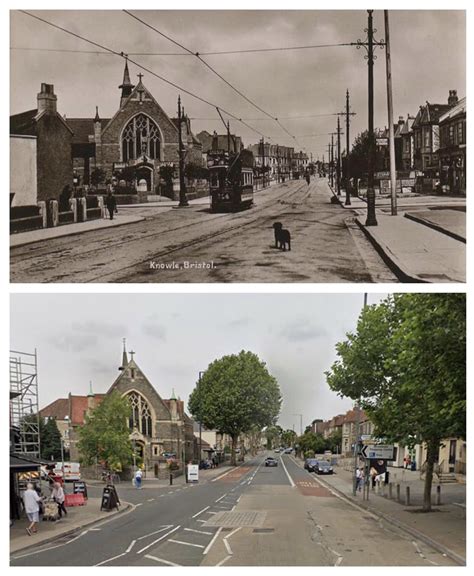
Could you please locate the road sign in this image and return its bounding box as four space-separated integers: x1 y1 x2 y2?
360 444 394 460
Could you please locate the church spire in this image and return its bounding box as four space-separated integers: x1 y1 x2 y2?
119 58 135 108
119 338 128 371
94 106 100 123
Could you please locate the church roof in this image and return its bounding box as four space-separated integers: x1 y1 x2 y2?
66 118 110 144
40 397 69 420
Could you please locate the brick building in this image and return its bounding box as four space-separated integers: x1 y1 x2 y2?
10 83 73 204
438 96 466 195
39 343 195 476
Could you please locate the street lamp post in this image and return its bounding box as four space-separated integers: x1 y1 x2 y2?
198 371 205 465
353 293 368 496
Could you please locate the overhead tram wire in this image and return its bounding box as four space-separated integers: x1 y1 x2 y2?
11 42 354 57
18 10 270 141
123 10 304 150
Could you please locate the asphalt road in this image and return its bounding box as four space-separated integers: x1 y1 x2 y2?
11 453 456 566
10 178 397 283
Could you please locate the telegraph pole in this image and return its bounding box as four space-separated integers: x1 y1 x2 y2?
227 121 231 154
330 133 335 189
345 90 352 205
177 95 189 207
356 10 384 226
384 10 397 216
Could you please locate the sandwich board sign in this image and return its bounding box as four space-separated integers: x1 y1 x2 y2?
360 444 395 460
187 464 199 483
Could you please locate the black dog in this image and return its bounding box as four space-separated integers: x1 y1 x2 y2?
272 222 291 251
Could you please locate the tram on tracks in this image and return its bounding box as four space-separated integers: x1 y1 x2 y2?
208 149 254 213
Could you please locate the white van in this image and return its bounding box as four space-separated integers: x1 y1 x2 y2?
54 462 81 481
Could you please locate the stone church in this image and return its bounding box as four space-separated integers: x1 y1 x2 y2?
40 342 195 477
67 61 203 193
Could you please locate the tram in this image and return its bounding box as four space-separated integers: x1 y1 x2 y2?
208 149 254 212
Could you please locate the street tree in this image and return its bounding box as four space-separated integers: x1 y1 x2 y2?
325 293 465 511
41 418 63 461
77 391 133 472
265 425 283 450
188 351 281 465
298 431 326 457
281 429 297 448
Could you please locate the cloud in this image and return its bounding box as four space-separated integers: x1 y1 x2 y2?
223 317 251 329
278 320 328 343
141 315 167 341
48 320 127 352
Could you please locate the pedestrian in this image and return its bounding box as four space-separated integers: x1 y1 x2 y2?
213 455 219 468
356 467 364 492
105 190 117 220
52 482 68 519
134 468 143 489
23 483 42 536
305 173 310 185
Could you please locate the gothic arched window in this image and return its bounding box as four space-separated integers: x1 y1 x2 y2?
126 392 153 437
121 114 161 162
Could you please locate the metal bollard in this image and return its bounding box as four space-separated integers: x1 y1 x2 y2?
389 483 393 499
437 484 441 505
396 483 401 502
405 485 410 506
170 473 173 485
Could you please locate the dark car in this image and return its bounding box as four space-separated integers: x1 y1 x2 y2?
265 457 278 467
315 460 334 475
304 458 318 472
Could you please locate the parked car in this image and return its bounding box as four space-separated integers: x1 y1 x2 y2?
265 457 278 467
315 461 334 475
304 458 318 472
284 448 293 454
274 448 281 453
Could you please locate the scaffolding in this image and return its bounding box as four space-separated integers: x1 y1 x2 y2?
10 349 40 458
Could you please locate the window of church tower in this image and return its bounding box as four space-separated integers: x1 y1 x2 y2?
122 114 161 162
126 391 153 437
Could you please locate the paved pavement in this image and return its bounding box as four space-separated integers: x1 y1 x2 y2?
331 186 466 283
290 456 466 565
10 497 128 554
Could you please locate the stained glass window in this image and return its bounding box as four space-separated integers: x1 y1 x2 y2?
122 114 161 162
126 391 153 437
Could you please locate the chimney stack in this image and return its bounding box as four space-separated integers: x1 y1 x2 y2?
37 83 57 114
448 90 459 107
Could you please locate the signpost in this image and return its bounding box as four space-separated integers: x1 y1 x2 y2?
360 444 395 460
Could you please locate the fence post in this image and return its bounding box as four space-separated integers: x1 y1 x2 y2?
436 484 441 505
396 483 400 502
69 198 77 223
405 486 410 506
37 201 47 228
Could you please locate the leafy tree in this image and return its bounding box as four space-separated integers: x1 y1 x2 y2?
188 351 281 465
90 168 105 187
42 418 63 461
349 131 370 181
159 164 176 185
77 391 133 472
281 429 297 448
326 429 342 454
325 294 465 511
298 431 326 456
265 425 283 450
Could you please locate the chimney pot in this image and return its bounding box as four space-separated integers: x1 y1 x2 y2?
37 83 57 114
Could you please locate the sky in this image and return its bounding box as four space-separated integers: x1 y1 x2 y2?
10 293 388 432
10 9 466 160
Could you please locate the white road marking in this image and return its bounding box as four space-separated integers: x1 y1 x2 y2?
211 460 248 482
207 511 217 515
136 525 181 554
13 530 89 559
216 554 232 566
95 552 127 566
215 493 228 502
192 505 210 518
335 557 343 566
168 539 205 549
137 526 173 541
147 498 155 502
237 496 241 503
144 554 181 566
280 454 295 487
184 528 214 536
203 527 223 555
135 502 143 507
89 528 101 531
196 519 206 523
223 538 233 555
126 540 136 553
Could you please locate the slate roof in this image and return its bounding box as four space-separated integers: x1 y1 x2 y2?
66 118 110 144
10 109 38 136
412 103 452 129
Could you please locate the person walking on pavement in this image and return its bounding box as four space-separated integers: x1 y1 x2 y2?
23 483 42 536
105 190 117 220
52 482 68 519
134 468 143 489
305 173 310 185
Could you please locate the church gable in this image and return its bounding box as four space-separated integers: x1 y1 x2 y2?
102 78 179 146
107 360 171 421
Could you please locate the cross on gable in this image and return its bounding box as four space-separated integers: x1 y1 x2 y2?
130 350 135 360
137 73 143 83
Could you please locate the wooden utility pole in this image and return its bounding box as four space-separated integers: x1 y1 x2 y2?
345 90 352 205
336 116 342 195
384 10 397 216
